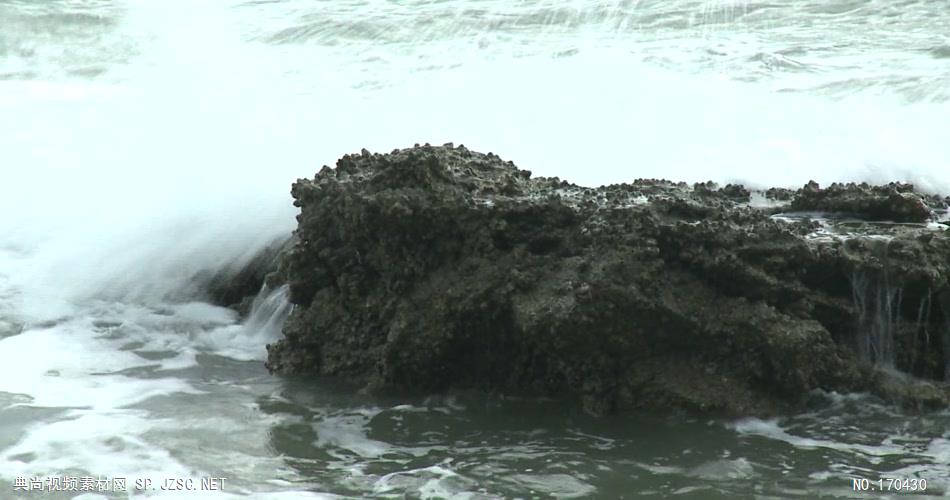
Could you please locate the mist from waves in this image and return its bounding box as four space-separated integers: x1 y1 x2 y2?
3 0 950 316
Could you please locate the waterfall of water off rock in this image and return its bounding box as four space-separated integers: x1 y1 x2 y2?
850 270 949 382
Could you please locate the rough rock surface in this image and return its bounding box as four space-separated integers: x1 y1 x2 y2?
265 144 950 416
785 180 937 222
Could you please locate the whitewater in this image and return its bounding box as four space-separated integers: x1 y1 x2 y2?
1 0 949 497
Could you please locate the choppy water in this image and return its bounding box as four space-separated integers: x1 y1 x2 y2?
1 0 949 498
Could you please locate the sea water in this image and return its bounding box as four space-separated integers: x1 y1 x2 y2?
1 0 949 497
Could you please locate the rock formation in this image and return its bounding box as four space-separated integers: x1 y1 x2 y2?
264 144 950 415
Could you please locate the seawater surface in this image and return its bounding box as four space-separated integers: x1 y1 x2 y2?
1 0 949 498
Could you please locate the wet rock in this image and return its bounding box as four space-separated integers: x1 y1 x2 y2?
765 187 794 202
265 144 950 416
789 181 934 222
692 181 751 203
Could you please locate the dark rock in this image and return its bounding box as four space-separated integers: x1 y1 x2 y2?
765 187 794 201
266 144 950 416
719 183 752 202
789 181 935 222
692 181 751 203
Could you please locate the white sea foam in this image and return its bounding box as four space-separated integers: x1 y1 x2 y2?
313 408 445 460
731 417 906 462
686 457 755 481
0 321 200 409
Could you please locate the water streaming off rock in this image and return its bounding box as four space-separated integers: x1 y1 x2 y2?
245 285 293 343
851 271 901 368
2 0 950 497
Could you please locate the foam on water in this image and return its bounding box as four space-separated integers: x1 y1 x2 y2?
732 417 908 460
314 410 396 461
0 320 199 409
373 464 476 499
0 312 202 494
728 392 950 494
0 294 322 497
